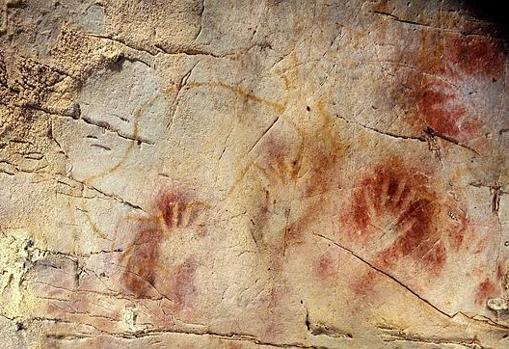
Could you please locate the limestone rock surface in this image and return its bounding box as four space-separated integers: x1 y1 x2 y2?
1 0 509 348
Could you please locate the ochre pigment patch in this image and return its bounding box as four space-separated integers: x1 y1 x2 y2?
170 257 198 311
121 189 203 309
445 36 505 78
390 29 506 146
313 253 338 281
121 225 164 298
340 158 471 294
474 278 498 306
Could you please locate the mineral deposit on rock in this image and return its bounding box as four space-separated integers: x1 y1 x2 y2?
1 0 508 348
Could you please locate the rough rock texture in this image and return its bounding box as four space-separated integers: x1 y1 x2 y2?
1 0 509 348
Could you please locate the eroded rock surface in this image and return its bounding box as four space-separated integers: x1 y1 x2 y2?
1 0 509 348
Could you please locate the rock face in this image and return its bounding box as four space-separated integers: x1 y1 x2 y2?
1 0 509 348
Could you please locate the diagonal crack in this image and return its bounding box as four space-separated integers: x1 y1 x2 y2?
336 114 426 142
371 10 432 29
167 62 199 129
371 10 505 39
247 116 280 154
193 0 205 42
61 174 145 212
313 233 453 319
86 34 159 56
424 127 480 156
337 114 480 156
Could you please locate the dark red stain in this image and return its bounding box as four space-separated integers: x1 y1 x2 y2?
155 191 200 230
496 261 506 281
474 278 497 306
391 29 505 144
415 80 469 137
120 189 201 309
352 270 378 296
445 36 505 78
313 254 337 280
121 226 164 298
341 158 469 294
171 258 198 311
262 137 300 184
